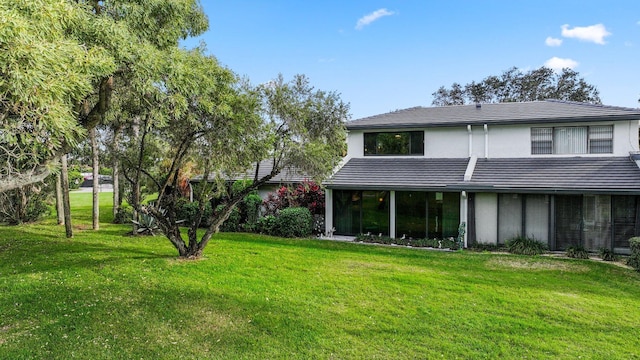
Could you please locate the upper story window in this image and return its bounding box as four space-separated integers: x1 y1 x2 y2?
364 131 424 156
531 125 613 155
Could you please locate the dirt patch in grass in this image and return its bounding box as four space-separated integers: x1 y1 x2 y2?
486 257 590 272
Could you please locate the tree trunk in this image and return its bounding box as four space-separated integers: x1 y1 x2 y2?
111 124 123 220
61 154 73 238
55 173 64 225
91 128 100 230
112 162 120 219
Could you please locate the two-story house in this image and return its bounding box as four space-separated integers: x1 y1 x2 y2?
324 100 640 254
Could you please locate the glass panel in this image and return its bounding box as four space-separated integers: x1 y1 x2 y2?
442 192 461 238
361 191 389 236
427 192 460 239
498 194 522 244
396 191 427 239
555 195 582 250
589 125 613 154
613 196 637 249
583 195 611 251
531 127 552 154
554 127 587 154
363 131 424 156
364 133 377 156
377 133 409 155
333 190 361 235
525 195 549 243
410 131 425 155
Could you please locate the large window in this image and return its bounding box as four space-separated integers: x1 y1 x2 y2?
531 126 613 155
333 190 389 236
395 191 460 239
364 131 424 156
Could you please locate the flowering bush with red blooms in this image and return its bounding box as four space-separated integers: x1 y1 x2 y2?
263 179 325 215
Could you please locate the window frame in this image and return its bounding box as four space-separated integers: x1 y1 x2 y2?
531 125 613 155
363 131 424 156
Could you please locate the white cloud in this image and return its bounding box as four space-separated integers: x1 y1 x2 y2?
545 37 563 47
355 8 395 30
544 57 579 71
561 24 611 44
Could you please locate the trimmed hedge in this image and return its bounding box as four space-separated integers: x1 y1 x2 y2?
274 207 313 238
627 237 640 271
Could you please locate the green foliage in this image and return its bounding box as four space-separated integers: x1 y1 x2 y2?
241 193 262 232
506 236 547 255
0 183 52 225
627 237 640 271
355 234 459 249
67 170 84 190
274 207 313 238
598 248 619 262
113 206 133 224
175 198 213 228
566 246 590 259
468 243 507 252
132 213 159 235
263 180 325 216
257 215 278 236
218 205 241 232
432 66 601 106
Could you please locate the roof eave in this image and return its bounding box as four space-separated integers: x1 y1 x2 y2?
346 114 640 130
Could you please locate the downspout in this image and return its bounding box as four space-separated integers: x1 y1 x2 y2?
189 182 194 202
484 124 489 159
467 125 473 157
461 191 468 248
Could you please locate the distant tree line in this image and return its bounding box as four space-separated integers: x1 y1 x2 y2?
432 66 601 106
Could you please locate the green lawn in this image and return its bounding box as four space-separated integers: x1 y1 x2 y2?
1 192 639 359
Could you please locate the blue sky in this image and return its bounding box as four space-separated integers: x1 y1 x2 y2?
182 1 640 120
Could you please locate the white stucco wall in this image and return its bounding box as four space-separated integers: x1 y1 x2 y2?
346 130 364 158
346 120 638 160
474 193 497 244
425 128 469 158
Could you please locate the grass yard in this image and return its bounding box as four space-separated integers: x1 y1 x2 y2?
1 192 639 359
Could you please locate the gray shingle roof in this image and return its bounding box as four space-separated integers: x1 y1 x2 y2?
468 157 640 193
325 156 640 194
324 157 469 190
347 100 640 130
191 159 307 184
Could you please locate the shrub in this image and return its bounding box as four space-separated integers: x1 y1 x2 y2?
274 207 313 238
598 248 619 262
257 215 278 235
68 170 84 189
468 243 507 252
218 205 241 232
263 180 325 216
566 245 590 259
175 198 213 228
0 185 51 225
627 237 640 271
354 235 459 249
506 236 547 255
113 206 133 224
241 194 262 232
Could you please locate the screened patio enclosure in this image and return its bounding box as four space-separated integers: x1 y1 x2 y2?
332 190 460 239
486 193 639 253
